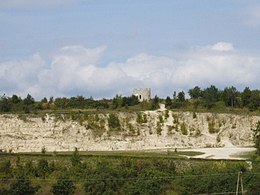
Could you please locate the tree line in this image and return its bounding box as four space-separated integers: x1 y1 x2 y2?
1 85 260 113
0 93 161 113
165 85 260 111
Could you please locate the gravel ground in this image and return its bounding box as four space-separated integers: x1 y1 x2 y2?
181 147 256 160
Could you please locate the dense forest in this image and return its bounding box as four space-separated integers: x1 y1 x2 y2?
1 85 260 113
0 151 260 194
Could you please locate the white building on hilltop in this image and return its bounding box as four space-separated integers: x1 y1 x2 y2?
133 88 151 102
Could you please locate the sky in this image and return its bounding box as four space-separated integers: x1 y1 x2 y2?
1 0 260 99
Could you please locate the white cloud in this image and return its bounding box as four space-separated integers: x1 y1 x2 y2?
211 42 234 52
0 54 45 96
1 43 260 99
0 0 83 9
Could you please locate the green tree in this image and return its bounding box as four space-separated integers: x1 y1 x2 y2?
8 175 38 195
23 94 35 105
54 97 69 109
121 95 139 107
222 86 238 107
0 95 11 112
111 95 122 109
49 96 54 103
188 86 202 99
24 160 36 176
149 95 160 110
202 85 220 109
71 147 82 167
165 96 172 108
241 87 251 107
36 159 50 178
41 97 48 103
52 177 75 195
248 90 260 111
173 91 177 99
123 168 168 195
0 160 11 175
11 94 21 104
177 91 185 102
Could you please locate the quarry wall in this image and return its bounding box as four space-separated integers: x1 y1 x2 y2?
0 110 258 153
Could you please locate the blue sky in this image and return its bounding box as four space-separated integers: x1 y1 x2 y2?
1 0 260 99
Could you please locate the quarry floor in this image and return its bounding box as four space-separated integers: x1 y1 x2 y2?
181 147 255 160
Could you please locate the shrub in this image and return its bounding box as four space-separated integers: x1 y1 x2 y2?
41 147 46 154
108 113 121 130
165 110 169 119
208 120 219 134
193 112 197 119
136 113 143 124
181 123 188 135
136 113 148 124
52 177 75 195
142 114 148 123
127 123 135 134
172 114 179 124
156 122 162 135
9 175 39 195
216 134 221 143
0 160 11 174
158 115 164 123
71 148 81 167
167 125 174 135
36 159 50 178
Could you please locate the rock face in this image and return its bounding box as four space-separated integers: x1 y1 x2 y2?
0 110 258 153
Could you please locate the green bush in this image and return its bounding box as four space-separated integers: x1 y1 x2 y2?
71 148 81 167
36 159 50 178
108 113 121 130
156 122 163 135
165 110 169 119
208 120 219 134
181 123 188 135
159 115 164 123
8 175 39 195
172 114 179 124
52 177 75 195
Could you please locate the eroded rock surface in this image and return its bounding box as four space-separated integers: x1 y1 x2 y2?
0 110 258 152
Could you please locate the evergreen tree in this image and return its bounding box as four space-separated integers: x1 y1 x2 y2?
71 147 82 167
188 86 202 99
52 177 75 195
8 175 38 195
165 96 172 108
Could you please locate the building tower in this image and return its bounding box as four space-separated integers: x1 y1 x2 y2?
133 88 151 102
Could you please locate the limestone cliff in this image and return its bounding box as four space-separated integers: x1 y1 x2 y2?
0 109 258 153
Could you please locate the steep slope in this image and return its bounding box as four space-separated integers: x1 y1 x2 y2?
0 108 258 153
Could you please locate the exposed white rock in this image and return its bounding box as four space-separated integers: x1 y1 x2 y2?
0 109 258 153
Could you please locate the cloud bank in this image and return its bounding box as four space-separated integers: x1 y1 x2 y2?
1 42 259 99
